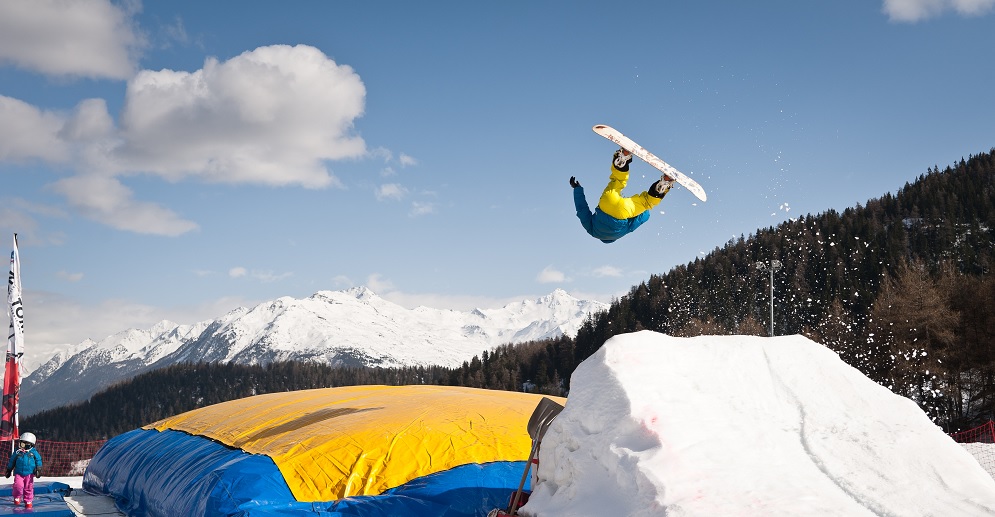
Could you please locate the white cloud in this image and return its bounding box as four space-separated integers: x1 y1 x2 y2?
115 44 365 187
883 0 995 21
228 266 294 283
251 270 293 283
0 44 368 236
952 0 995 15
227 266 289 283
376 285 614 312
369 147 393 162
159 16 191 48
0 199 69 246
0 206 39 239
0 0 143 79
537 266 567 284
410 201 436 217
381 290 531 312
62 98 116 142
376 183 407 201
399 153 418 167
50 174 198 236
0 96 71 162
592 265 623 278
366 273 395 293
331 275 353 288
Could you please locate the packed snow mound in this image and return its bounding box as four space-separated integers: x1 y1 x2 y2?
522 332 995 517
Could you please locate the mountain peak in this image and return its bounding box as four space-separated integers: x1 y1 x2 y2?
344 286 378 300
22 288 608 416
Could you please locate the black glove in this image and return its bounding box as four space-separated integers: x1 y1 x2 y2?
33 468 40 478
569 176 581 188
4 470 10 478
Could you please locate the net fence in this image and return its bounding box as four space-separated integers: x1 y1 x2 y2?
0 439 107 477
950 420 995 480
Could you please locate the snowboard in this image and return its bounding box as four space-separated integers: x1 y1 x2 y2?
592 125 707 202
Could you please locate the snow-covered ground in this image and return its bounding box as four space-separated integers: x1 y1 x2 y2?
17 333 995 517
58 477 119 517
5 477 123 516
522 332 995 517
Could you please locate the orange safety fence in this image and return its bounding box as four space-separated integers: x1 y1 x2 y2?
0 439 107 477
950 420 995 480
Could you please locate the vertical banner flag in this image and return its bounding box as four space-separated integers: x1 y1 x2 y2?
2 234 23 440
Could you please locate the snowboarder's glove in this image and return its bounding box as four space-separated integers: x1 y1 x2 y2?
569 176 581 188
4 470 10 478
612 149 632 171
33 468 40 478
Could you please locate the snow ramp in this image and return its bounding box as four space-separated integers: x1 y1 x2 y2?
83 385 564 516
522 332 995 517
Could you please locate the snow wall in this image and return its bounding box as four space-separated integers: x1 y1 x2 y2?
522 332 995 517
84 385 564 516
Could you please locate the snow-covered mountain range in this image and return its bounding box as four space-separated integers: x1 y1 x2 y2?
21 287 607 416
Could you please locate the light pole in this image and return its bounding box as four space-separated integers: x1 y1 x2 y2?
755 259 782 337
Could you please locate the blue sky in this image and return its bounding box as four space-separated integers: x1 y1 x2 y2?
1 0 993 363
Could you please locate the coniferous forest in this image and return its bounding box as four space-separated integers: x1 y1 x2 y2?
24 149 995 440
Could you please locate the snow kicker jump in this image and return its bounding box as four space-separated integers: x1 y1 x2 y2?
593 125 707 202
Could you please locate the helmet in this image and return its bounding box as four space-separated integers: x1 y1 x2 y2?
18 432 35 445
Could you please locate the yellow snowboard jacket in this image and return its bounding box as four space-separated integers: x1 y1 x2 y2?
573 165 662 243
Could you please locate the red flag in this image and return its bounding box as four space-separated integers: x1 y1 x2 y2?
0 358 18 439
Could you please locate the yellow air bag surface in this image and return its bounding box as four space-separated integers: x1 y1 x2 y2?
146 385 564 502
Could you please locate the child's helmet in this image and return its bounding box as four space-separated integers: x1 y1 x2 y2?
18 432 36 445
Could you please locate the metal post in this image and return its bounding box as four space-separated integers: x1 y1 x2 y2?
755 260 782 337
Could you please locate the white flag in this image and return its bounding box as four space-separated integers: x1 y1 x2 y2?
7 234 23 358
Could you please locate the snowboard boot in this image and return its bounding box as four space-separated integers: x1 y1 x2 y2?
612 149 632 171
13 498 19 505
649 174 676 198
25 501 31 509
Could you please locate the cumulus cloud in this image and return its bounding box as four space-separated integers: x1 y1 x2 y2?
0 96 72 162
114 44 365 186
537 266 567 284
0 44 368 236
0 0 143 79
883 0 995 21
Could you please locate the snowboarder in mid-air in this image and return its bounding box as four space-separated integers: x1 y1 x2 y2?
570 148 674 243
